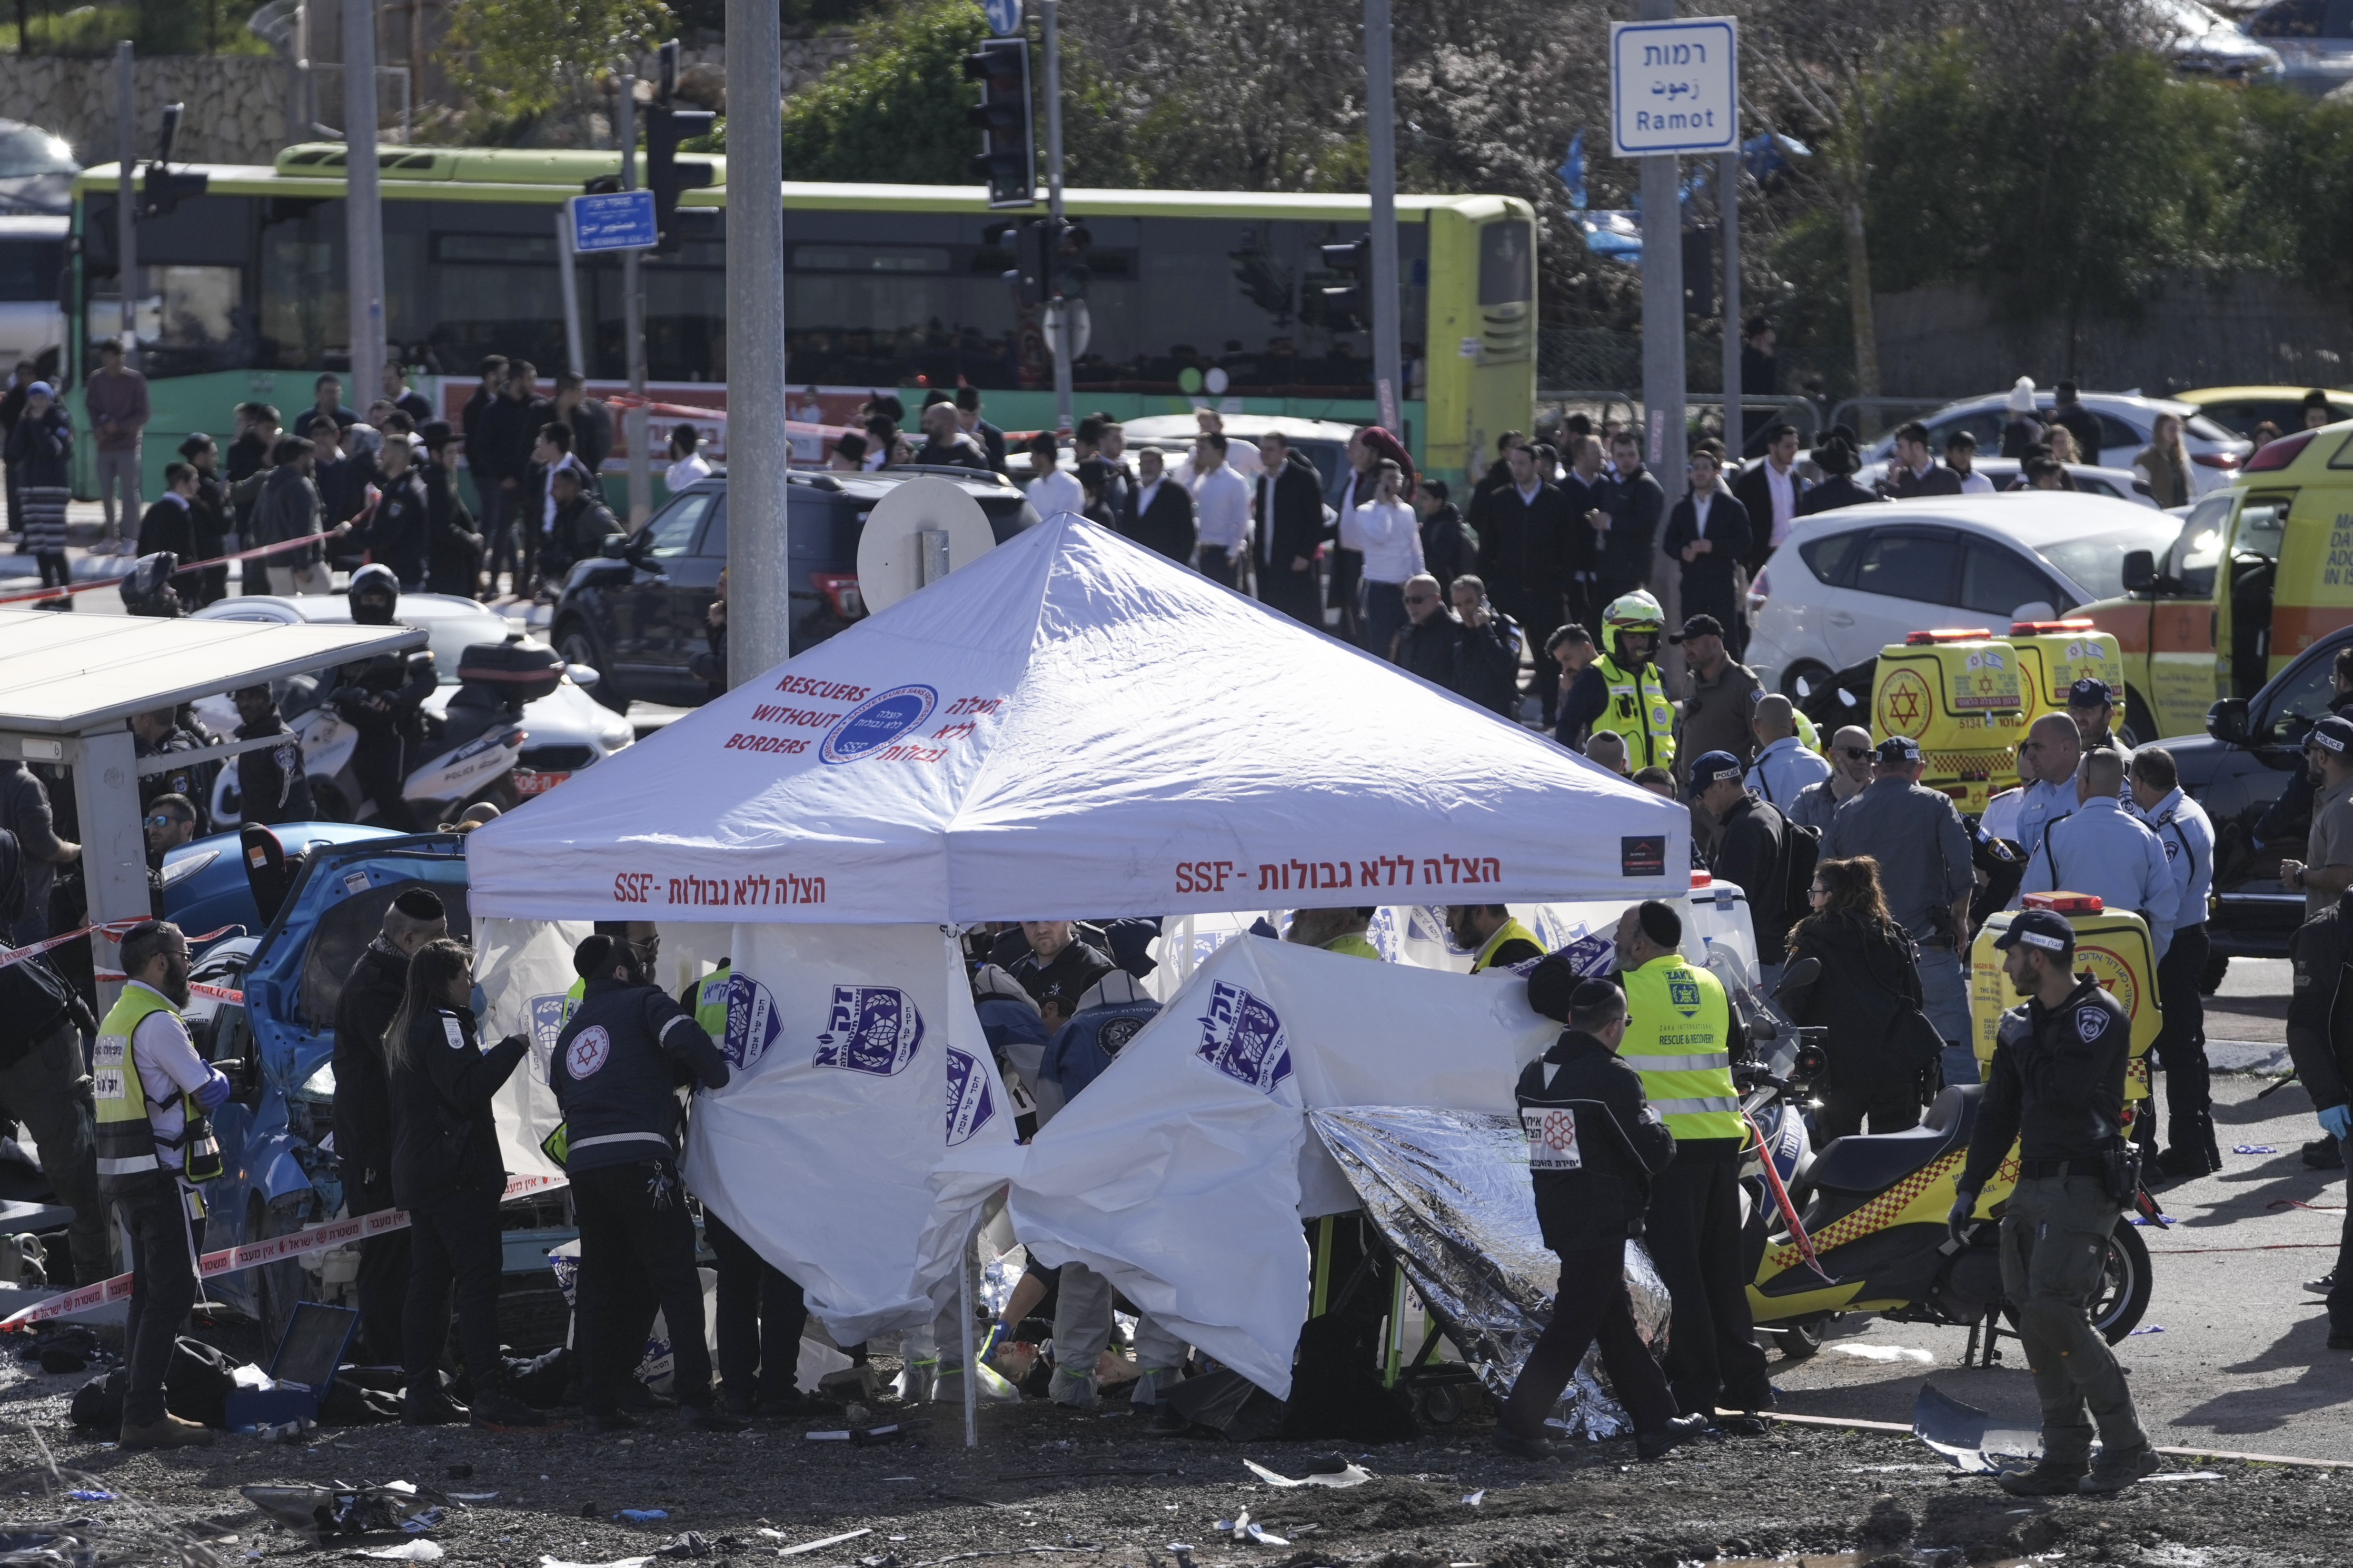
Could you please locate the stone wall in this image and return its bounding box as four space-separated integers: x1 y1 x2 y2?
1874 272 2353 397
0 54 290 167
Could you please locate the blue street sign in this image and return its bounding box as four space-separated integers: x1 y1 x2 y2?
985 0 1022 36
570 189 658 253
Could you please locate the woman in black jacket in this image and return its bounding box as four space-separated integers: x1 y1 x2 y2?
1493 977 1708 1462
1780 855 1929 1143
385 937 542 1428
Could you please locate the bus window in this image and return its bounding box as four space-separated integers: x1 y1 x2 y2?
0 236 63 302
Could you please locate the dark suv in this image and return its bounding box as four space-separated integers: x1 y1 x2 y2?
2150 623 2353 975
549 466 1038 708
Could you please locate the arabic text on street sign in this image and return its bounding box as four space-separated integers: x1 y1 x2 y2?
570 189 659 253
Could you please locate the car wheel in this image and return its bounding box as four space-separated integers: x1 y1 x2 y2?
1781 660 1832 705
2200 952 2229 995
2122 687 2157 748
557 622 627 714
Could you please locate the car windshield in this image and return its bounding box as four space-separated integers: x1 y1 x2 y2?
2183 413 2240 444
2166 492 2233 594
0 125 75 178
2034 518 2183 601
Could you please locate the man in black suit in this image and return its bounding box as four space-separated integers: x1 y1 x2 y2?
956 386 1008 476
1663 445 1753 638
1128 447 1196 563
1731 422 1808 655
1556 434 1609 631
1462 429 1524 563
1476 442 1575 724
1254 431 1327 625
1591 430 1665 609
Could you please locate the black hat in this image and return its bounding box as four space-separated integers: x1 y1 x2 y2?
1689 749 1744 788
2067 677 2114 708
1994 908 2074 955
393 888 445 921
420 419 455 447
1875 735 1922 765
1566 978 1625 1016
2310 715 2353 755
1636 899 1682 948
1672 613 1725 643
177 432 214 456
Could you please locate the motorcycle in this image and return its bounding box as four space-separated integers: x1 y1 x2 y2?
1714 952 2157 1362
211 642 551 827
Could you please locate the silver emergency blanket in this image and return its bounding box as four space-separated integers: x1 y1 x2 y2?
1309 1105 1672 1439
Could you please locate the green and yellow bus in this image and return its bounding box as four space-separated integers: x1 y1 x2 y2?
67 145 1534 495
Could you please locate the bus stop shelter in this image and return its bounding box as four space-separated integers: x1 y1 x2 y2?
0 608 426 1009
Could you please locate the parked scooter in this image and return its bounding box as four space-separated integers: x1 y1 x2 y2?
1721 953 2156 1360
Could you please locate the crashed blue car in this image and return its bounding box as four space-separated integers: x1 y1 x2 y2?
169 828 572 1343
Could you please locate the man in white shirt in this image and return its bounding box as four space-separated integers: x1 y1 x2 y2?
1745 694 1831 808
1947 429 1996 495
665 423 712 493
1024 432 1086 521
98 920 233 1449
1171 409 1260 485
1733 423 1806 587
1188 431 1252 586
1346 458 1425 658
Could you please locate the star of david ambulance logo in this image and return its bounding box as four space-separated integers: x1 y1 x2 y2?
1878 669 1932 737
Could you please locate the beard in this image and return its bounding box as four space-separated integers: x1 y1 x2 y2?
162 955 192 1008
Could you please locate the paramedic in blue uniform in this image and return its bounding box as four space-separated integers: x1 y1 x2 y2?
550 931 741 1433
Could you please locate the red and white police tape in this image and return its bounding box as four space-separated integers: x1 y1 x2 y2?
0 1173 570 1331
0 921 245 976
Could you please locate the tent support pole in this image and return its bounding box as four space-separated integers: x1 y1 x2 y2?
947 925 980 1449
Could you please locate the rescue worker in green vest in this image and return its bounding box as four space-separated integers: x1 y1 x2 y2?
1609 898 1773 1429
1287 906 1383 959
95 920 235 1450
1556 591 1677 772
1449 904 1544 973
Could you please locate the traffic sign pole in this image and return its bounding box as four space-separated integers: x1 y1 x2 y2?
727 0 791 685
1636 0 1686 643
619 76 650 527
1720 147 1740 460
344 0 384 424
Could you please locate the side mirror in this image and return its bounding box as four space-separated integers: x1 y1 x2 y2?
2121 549 2157 593
600 535 630 560
2207 697 2251 746
1775 955 1821 996
566 662 601 689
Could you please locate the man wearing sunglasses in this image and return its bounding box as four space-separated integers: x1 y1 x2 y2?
142 796 198 917
1788 724 1874 834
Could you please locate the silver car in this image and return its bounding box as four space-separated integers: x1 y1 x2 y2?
1860 390 2250 496
2243 0 2353 93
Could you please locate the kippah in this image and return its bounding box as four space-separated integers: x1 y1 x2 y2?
1567 979 1624 1013
1637 899 1682 948
393 888 445 920
573 933 618 979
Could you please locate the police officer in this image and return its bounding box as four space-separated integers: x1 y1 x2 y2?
2288 886 2353 1349
1449 905 1544 973
1494 977 1709 1462
550 930 741 1433
1556 591 1677 773
1006 920 1120 1031
2011 714 2083 862
1037 971 1188 1412
94 920 234 1450
1609 898 1773 1429
1823 736 1977 1086
2020 750 2178 960
2131 747 2220 1177
1690 749 1792 992
2067 678 2132 779
1950 909 2158 1495
330 565 435 831
229 683 314 825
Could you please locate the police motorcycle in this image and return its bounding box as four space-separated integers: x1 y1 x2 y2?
1716 953 2156 1362
257 569 537 826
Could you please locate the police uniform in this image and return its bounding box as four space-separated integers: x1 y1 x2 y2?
2134 786 2219 1171
2288 891 2353 1341
2011 777 2078 862
1037 973 1191 1410
1592 652 1677 772
1495 1013 1682 1449
551 972 732 1421
330 646 436 832
1616 949 1772 1417
1470 917 1543 974
2019 795 2180 960
93 980 225 1435
1955 922 2152 1486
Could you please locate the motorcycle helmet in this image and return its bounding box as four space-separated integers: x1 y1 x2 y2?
348 563 401 627
1602 588 1664 666
120 552 183 618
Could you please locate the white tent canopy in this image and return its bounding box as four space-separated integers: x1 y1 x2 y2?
465 517 1687 922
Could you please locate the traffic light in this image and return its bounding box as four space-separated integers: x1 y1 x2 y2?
139 102 206 218
992 218 1049 306
964 37 1036 209
1045 216 1091 300
645 41 716 252
1318 234 1371 331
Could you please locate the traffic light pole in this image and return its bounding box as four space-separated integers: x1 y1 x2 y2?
726 0 790 683
114 41 134 363
343 0 384 415
619 77 650 526
1364 0 1402 435
1041 0 1072 434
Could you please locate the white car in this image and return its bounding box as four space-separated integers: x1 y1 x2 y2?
189 593 634 792
1744 493 2182 703
2150 0 2283 82
1860 391 2250 496
1850 458 2159 508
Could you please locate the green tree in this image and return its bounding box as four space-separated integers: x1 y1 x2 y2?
446 0 674 126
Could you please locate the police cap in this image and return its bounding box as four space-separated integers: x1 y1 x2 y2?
1993 908 2075 956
